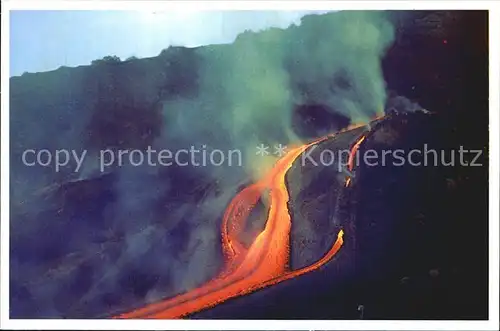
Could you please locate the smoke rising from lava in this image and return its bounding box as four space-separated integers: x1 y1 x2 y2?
160 11 395 180
140 10 395 307
9 11 396 317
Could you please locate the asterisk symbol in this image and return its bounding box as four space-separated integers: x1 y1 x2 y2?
256 144 270 156
274 144 288 157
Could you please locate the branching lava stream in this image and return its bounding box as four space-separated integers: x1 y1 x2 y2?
115 135 349 319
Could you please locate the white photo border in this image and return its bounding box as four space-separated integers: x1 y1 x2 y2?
1 1 498 330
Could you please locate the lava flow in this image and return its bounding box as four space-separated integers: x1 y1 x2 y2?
345 135 367 187
115 136 345 319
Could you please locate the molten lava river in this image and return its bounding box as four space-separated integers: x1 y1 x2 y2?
115 134 361 319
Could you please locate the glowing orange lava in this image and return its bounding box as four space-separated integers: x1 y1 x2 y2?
345 135 367 187
348 136 366 172
114 136 347 319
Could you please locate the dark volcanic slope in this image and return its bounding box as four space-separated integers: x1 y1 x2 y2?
193 112 488 320
9 10 488 319
194 10 489 320
286 125 367 270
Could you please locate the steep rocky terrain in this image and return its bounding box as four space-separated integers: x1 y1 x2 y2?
9 10 488 319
